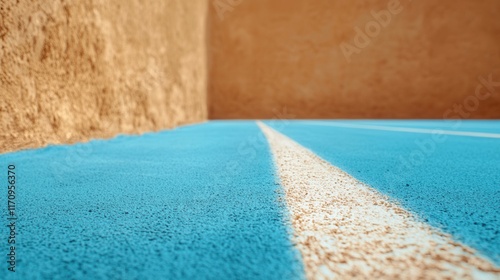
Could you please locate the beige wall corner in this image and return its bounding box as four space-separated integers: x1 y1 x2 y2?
0 0 208 153
208 0 500 119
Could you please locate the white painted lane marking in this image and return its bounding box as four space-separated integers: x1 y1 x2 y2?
296 121 500 139
258 121 500 279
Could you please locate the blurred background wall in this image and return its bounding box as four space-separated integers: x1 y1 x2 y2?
208 0 500 119
2 0 500 153
0 0 207 152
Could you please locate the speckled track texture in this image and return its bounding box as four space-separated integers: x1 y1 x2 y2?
266 120 500 266
259 121 499 279
0 120 499 279
0 121 303 279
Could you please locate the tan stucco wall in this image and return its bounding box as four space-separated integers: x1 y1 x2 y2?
208 0 500 119
0 0 207 153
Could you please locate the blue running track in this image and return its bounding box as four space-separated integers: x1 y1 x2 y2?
1 120 499 279
0 121 303 280
267 120 500 265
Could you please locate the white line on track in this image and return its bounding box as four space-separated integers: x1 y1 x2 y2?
297 121 500 139
258 121 500 279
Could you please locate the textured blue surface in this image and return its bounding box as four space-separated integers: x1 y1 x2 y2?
0 121 303 279
347 120 500 133
267 120 500 265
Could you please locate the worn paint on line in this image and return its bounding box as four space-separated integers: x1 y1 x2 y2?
258 121 500 279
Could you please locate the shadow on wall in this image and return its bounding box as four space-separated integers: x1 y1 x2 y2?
207 0 500 119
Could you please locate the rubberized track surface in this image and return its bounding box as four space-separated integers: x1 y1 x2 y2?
1 120 499 279
1 122 303 279
267 120 500 265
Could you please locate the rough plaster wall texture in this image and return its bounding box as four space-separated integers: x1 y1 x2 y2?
0 0 208 153
208 0 500 119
